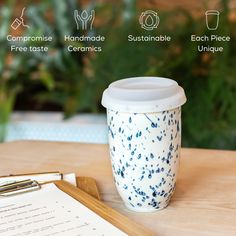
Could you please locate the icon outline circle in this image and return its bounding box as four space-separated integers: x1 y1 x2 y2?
139 10 160 31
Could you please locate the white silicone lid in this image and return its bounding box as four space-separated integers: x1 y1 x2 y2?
101 77 187 113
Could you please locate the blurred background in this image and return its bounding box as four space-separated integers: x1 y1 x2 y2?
0 0 236 149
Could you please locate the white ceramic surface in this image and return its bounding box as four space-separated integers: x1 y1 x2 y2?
107 107 181 212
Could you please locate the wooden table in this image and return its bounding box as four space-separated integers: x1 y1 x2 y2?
0 141 235 236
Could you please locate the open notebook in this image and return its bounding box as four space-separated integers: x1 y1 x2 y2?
0 183 127 236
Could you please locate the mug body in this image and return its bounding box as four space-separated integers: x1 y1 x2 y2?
107 107 181 212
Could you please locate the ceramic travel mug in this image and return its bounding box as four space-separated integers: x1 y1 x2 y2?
101 77 186 212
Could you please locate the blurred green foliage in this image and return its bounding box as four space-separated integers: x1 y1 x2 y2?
89 0 236 149
0 0 235 148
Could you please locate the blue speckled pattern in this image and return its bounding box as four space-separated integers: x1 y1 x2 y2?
107 107 181 212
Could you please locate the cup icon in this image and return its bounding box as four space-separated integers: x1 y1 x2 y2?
102 77 186 212
11 7 30 30
205 10 220 30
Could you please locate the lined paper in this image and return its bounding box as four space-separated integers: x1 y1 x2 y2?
0 183 127 236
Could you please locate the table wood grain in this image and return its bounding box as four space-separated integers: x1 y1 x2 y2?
0 141 235 236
